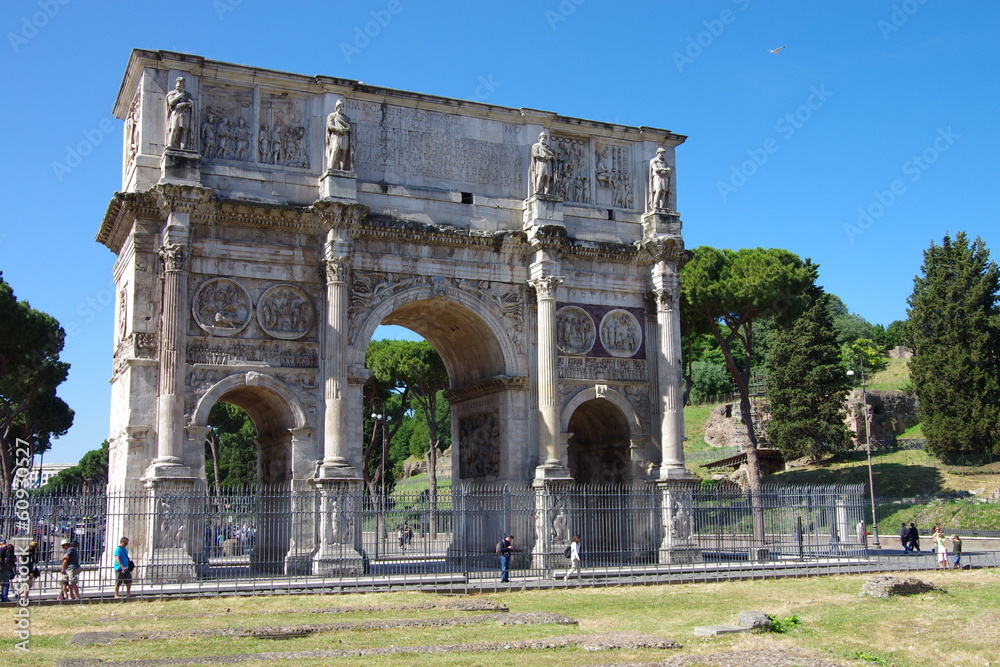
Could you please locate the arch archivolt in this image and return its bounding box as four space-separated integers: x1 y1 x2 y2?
349 275 527 383
189 370 309 432
561 384 644 440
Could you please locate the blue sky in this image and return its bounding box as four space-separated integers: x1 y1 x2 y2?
2 0 997 464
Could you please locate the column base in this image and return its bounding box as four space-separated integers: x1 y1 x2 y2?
523 194 565 237
145 548 199 583
641 209 682 241
533 463 572 481
319 169 357 200
160 149 201 185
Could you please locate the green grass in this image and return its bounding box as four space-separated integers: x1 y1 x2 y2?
683 403 717 450
8 572 1000 666
865 357 912 392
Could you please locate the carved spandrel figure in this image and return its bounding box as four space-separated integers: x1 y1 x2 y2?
325 100 352 171
166 77 195 151
530 131 557 196
647 147 672 211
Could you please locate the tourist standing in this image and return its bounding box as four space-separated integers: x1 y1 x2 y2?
496 534 516 583
564 535 582 583
60 538 81 600
18 541 40 602
0 536 15 602
933 529 948 569
950 534 963 569
113 537 133 598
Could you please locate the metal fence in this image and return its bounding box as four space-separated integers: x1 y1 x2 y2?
2 481 996 600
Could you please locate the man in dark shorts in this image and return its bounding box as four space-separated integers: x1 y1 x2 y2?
113 537 132 598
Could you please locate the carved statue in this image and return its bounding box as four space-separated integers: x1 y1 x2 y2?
325 100 352 171
530 131 556 196
165 77 195 151
647 147 672 211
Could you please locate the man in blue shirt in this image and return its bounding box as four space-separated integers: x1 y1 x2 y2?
113 537 132 598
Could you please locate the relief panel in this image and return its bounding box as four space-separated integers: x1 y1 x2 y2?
201 86 254 162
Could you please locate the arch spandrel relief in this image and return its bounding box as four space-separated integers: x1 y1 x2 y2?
600 308 643 358
257 285 315 340
192 278 253 336
556 306 595 356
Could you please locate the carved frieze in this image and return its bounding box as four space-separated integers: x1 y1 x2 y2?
595 143 633 208
201 86 254 162
186 338 318 368
600 309 642 358
458 411 501 479
558 356 647 381
112 331 159 378
556 306 595 356
259 93 309 168
550 134 591 204
192 278 253 336
257 285 314 340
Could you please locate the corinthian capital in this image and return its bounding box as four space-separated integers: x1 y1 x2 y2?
323 255 350 284
158 243 187 272
151 183 212 217
529 275 564 301
652 287 678 313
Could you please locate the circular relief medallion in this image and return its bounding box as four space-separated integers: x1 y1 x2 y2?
600 309 642 358
256 285 315 340
192 278 252 337
556 306 596 356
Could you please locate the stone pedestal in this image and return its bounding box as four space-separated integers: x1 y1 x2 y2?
531 477 573 570
319 170 358 201
656 481 703 564
641 210 682 242
159 149 201 185
523 193 564 235
310 478 365 576
141 472 202 583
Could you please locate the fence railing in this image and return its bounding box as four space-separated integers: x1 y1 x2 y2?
2 481 995 599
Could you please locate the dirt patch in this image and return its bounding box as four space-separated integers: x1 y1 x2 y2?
57 632 681 666
598 647 852 666
91 597 506 625
68 611 574 646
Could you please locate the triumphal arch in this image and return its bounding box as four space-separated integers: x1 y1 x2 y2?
97 50 696 579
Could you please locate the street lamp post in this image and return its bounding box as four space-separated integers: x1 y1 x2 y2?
369 398 391 559
849 357 881 550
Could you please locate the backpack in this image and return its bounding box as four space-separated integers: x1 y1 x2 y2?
495 540 505 555
563 545 571 559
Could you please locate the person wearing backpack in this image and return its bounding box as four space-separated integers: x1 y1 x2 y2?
563 535 582 582
0 536 16 602
496 534 516 583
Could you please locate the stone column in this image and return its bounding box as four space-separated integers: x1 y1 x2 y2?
313 200 368 479
146 184 210 476
529 275 566 476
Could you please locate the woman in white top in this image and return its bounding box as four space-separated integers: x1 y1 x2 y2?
564 535 582 582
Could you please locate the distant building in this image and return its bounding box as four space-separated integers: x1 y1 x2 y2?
12 463 75 489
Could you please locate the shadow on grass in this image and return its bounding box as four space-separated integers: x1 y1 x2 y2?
773 460 945 497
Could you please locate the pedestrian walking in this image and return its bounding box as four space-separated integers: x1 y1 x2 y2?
563 535 582 582
0 536 15 602
906 523 920 552
899 522 910 551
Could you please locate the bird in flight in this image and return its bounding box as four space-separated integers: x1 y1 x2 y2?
767 46 786 54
